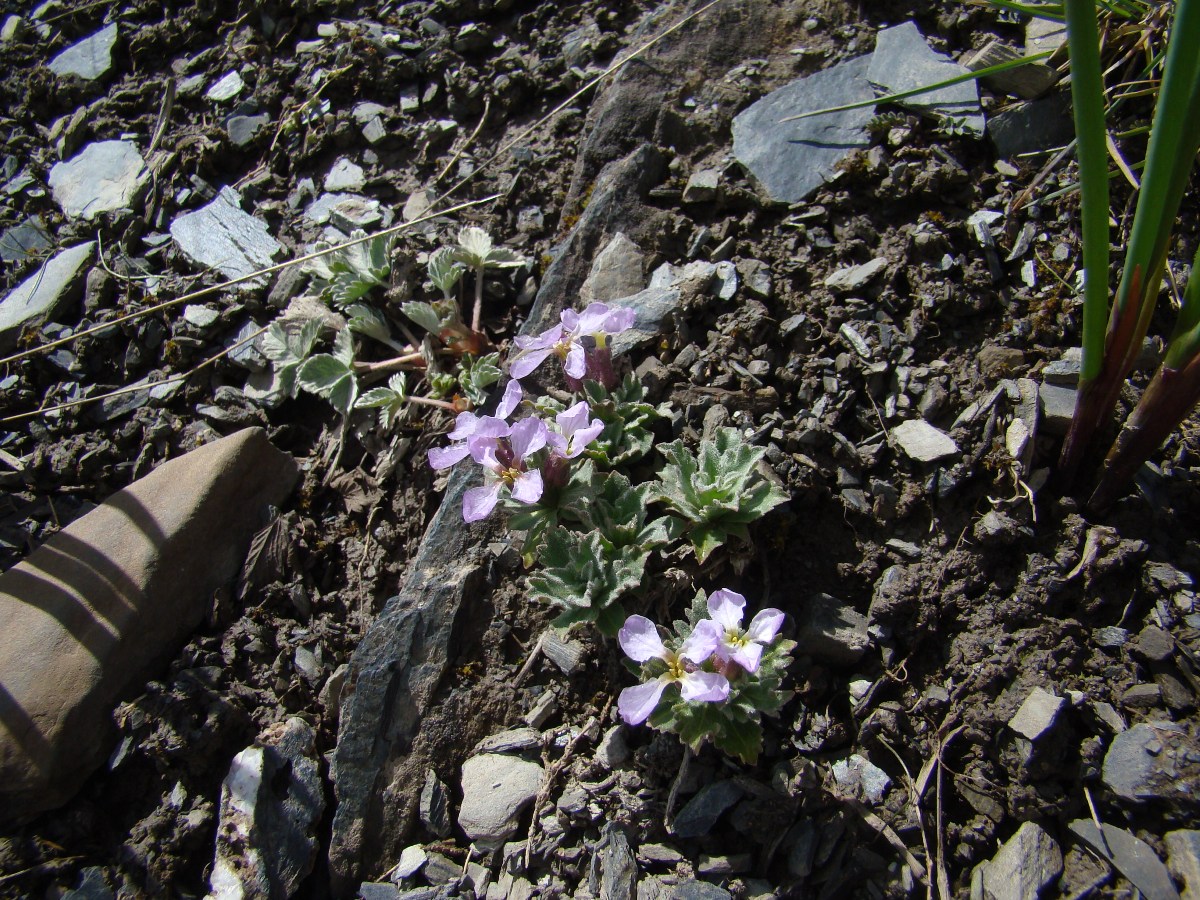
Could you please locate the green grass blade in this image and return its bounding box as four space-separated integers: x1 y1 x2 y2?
778 50 1054 123
1064 0 1110 383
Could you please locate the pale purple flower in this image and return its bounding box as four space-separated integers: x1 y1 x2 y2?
428 413 509 470
496 379 523 419
617 614 729 725
687 589 784 674
508 302 636 382
547 401 604 460
462 416 549 522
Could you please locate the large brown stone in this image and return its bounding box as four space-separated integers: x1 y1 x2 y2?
0 427 298 822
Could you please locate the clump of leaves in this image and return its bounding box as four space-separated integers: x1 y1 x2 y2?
526 528 648 635
297 328 358 415
653 427 789 563
576 471 677 553
302 231 392 307
259 319 322 400
453 225 527 333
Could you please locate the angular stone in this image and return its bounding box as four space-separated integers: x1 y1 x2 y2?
0 216 52 262
325 158 366 192
732 55 875 204
975 822 1063 900
1131 624 1175 664
457 754 544 844
962 39 1059 100
825 257 888 293
989 91 1075 159
831 754 891 804
682 169 719 204
171 187 282 283
227 113 270 148
590 822 636 900
0 428 299 822
867 22 983 134
1166 830 1200 900
1008 687 1066 742
1102 723 1200 808
209 718 325 899
1039 381 1077 436
0 241 93 352
580 232 645 305
1026 16 1067 56
49 141 147 220
673 780 743 839
48 22 118 80
206 71 245 102
891 419 959 463
795 592 870 665
305 192 372 226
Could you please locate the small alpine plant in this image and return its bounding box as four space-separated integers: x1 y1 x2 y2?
618 589 794 764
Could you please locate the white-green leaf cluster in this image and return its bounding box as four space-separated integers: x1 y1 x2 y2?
297 328 358 415
259 318 321 400
457 352 502 406
355 372 409 431
428 246 464 298
527 528 647 636
653 427 789 563
302 231 392 308
452 225 526 271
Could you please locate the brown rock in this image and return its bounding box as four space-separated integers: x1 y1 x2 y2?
0 427 298 822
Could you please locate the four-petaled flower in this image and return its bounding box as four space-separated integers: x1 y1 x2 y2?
617 614 730 725
688 589 785 674
547 401 604 460
426 380 524 471
509 302 636 383
462 416 549 522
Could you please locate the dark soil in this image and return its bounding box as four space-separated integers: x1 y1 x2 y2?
2 0 1200 898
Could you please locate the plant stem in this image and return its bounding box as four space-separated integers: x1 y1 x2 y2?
471 263 485 334
353 351 426 375
406 394 458 412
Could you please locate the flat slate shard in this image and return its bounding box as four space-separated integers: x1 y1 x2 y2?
49 141 148 220
867 22 984 135
47 22 118 80
732 54 875 204
891 419 959 463
171 187 283 283
0 242 94 352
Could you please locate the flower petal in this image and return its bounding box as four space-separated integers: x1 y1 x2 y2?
680 619 723 664
707 589 747 630
496 379 523 420
618 615 667 662
729 641 764 674
462 482 503 522
618 677 668 725
563 343 586 379
510 347 552 380
556 400 591 436
679 670 730 703
746 608 785 645
446 411 482 441
510 417 549 460
604 306 637 334
510 468 543 504
567 418 604 456
428 443 470 470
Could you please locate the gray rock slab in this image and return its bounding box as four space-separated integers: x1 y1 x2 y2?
682 169 719 204
209 718 325 899
891 419 959 463
0 242 93 352
831 753 891 804
171 187 282 283
305 192 369 225
457 753 544 844
580 232 645 305
1166 830 1200 900
49 141 147 220
325 158 366 192
0 428 298 823
1008 687 1066 742
673 779 743 839
227 113 270 148
206 70 245 102
1069 820 1181 900
867 22 983 134
988 90 1074 159
1102 723 1200 808
975 822 1063 900
1039 381 1076 435
796 592 870 665
0 216 53 262
963 39 1059 101
592 822 637 900
48 22 118 80
825 256 887 293
732 54 875 204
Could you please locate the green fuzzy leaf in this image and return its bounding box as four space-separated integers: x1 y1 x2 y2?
303 232 391 308
298 353 358 415
401 301 444 335
459 352 502 406
428 371 457 400
453 225 527 271
355 373 408 430
582 374 670 466
428 246 464 297
346 303 393 344
525 528 643 628
652 427 788 562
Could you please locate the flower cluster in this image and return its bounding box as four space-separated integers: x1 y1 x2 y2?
509 302 636 390
429 302 635 522
617 589 792 763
